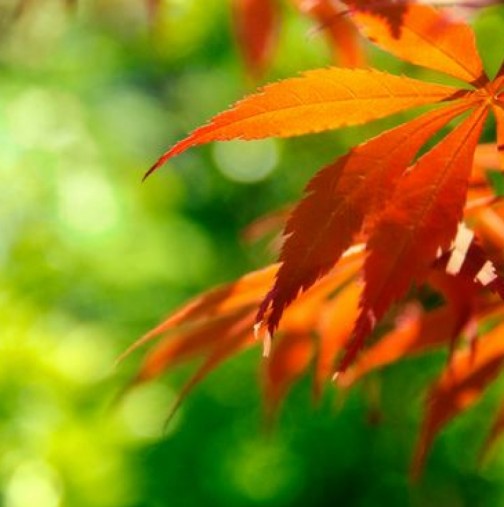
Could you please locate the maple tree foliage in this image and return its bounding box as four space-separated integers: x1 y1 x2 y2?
123 2 504 475
232 0 281 77
232 0 364 77
230 0 500 77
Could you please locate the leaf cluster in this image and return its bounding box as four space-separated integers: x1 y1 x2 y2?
125 1 504 475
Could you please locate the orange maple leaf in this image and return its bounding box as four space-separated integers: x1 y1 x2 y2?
145 4 503 366
412 320 504 477
232 0 366 77
232 0 280 78
122 251 363 422
293 0 365 67
127 2 504 473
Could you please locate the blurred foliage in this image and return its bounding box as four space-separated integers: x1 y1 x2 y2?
1 0 504 506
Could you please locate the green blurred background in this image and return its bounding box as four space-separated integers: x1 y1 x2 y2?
2 1 504 505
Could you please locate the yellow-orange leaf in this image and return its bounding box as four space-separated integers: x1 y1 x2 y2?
314 281 361 396
351 3 486 85
145 69 461 177
263 331 313 417
340 305 458 387
134 309 256 382
232 0 280 78
160 319 255 424
412 320 504 477
262 258 362 412
278 267 356 333
128 251 362 393
475 208 504 253
293 0 364 67
117 264 278 363
470 143 500 192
